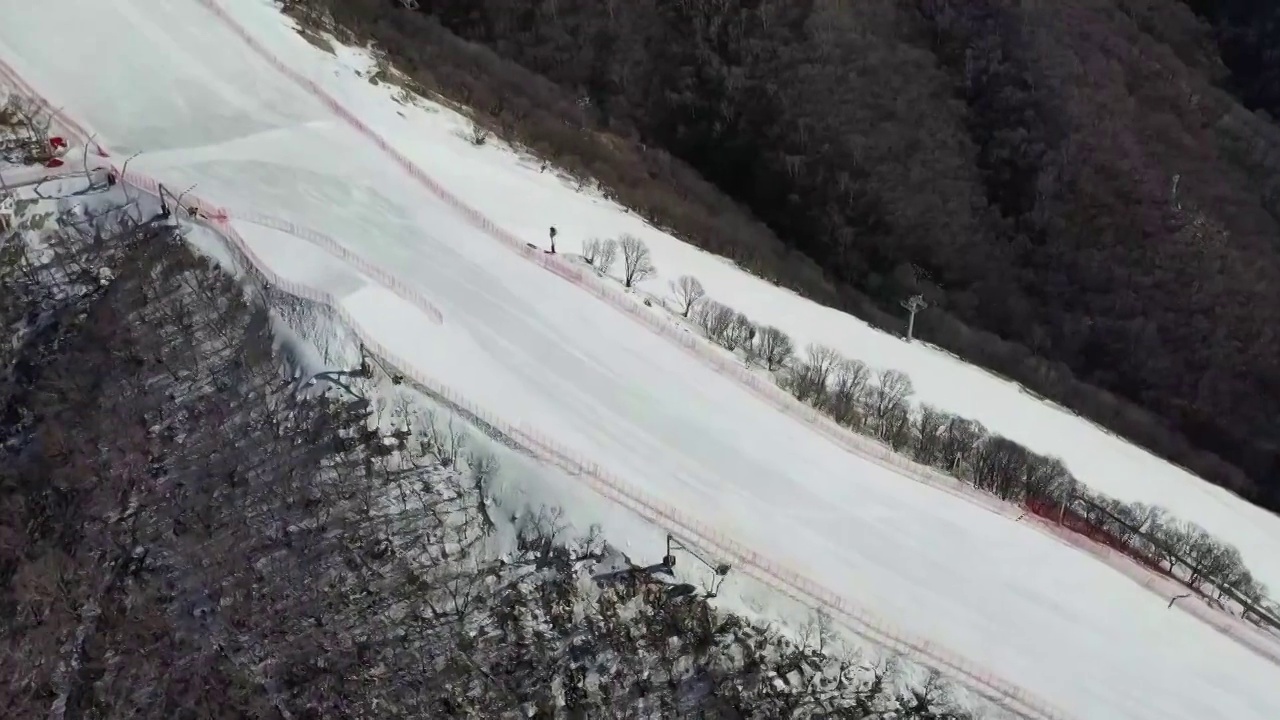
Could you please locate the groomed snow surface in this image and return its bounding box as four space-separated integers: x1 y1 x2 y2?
4 1 1279 718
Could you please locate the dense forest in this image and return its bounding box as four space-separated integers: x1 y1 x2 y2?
294 0 1280 512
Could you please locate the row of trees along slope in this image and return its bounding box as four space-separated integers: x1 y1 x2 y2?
289 0 1280 513
563 219 1273 617
665 269 1275 623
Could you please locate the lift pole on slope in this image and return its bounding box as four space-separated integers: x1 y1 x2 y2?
901 294 927 342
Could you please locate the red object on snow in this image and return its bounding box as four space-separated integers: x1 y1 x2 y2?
49 136 68 150
44 158 65 168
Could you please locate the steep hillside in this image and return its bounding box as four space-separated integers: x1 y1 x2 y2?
0 182 997 720
7 2 1280 715
299 0 1280 512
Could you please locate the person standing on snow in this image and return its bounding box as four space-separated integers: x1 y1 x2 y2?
549 226 557 254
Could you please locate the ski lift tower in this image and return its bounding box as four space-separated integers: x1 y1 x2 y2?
901 294 927 342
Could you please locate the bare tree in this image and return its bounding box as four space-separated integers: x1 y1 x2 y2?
1152 517 1196 575
582 237 602 265
1183 529 1238 589
972 435 1030 500
753 326 794 371
670 275 705 317
1113 503 1164 559
785 344 841 404
867 369 914 432
468 120 490 146
912 404 947 465
699 305 757 352
1214 554 1254 600
798 607 837 654
0 94 55 165
726 311 757 351
1239 579 1270 618
696 299 736 346
883 404 916 451
597 238 619 276
619 234 655 288
936 413 986 476
1021 454 1071 503
824 358 871 427
1200 543 1245 595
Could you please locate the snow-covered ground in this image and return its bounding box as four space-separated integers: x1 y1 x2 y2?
357 62 1280 600
315 37 1280 599
5 1 1280 718
209 0 1280 598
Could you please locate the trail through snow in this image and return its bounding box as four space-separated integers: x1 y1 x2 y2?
3 2 1279 718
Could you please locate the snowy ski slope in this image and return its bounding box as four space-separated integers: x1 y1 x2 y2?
3 1 1279 717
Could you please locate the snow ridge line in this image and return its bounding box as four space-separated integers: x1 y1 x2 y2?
0 22 1068 720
